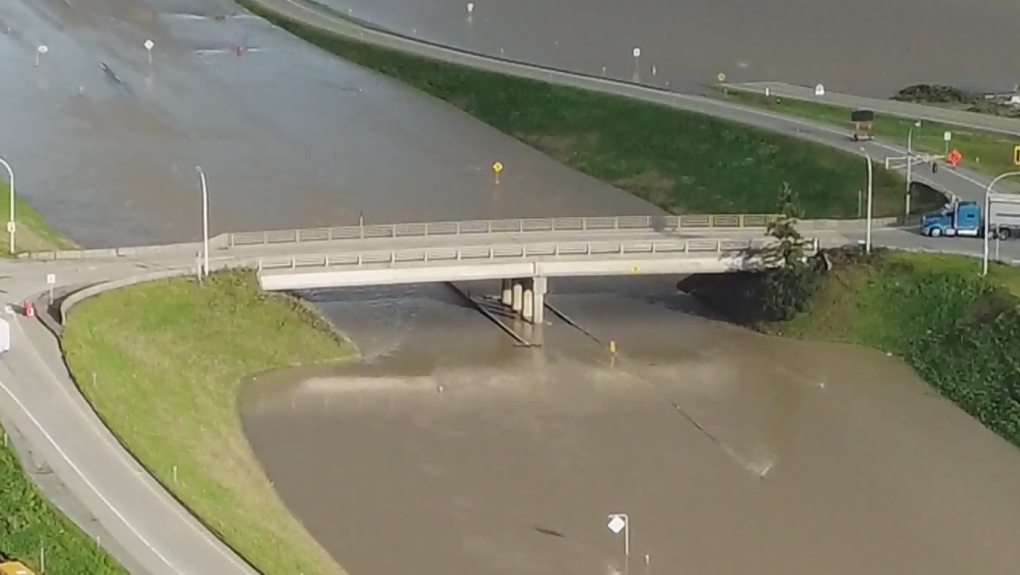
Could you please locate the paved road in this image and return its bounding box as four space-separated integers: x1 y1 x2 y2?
2 3 1020 575
723 81 1020 136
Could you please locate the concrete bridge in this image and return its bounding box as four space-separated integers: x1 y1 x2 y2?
16 213 847 326
255 236 814 324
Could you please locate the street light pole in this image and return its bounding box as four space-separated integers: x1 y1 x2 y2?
196 166 209 278
0 157 14 255
861 147 874 253
983 171 1020 276
905 121 921 216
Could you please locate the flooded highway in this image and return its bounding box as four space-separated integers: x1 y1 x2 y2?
0 0 652 248
6 1 1020 573
319 0 1020 97
243 276 1020 575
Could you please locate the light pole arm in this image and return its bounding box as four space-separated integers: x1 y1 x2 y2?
0 157 14 255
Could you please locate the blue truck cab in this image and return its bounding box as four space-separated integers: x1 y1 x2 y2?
920 200 982 238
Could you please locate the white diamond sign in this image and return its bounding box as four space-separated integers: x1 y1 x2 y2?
607 514 627 534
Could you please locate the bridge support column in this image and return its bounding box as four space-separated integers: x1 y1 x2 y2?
531 277 546 324
522 283 535 321
511 279 524 313
501 279 513 306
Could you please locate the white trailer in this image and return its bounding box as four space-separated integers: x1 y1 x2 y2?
988 193 1020 240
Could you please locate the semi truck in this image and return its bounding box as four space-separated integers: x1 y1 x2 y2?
920 194 1020 239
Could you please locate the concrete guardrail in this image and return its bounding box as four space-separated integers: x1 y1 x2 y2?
255 237 820 271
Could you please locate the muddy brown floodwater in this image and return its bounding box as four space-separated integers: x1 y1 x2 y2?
243 277 1020 575
0 0 651 248
322 0 1020 96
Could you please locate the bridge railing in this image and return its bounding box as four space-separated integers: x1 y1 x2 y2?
256 237 819 271
228 214 779 247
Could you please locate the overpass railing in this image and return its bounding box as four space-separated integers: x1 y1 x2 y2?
228 214 779 247
256 237 820 271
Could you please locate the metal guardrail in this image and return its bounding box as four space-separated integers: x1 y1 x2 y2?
229 214 779 247
256 237 819 271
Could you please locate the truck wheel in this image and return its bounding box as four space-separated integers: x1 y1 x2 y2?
929 227 942 238
999 228 1012 240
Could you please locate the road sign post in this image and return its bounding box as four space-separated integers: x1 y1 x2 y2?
144 39 154 64
46 273 56 304
492 161 503 184
607 513 630 560
35 44 48 67
943 131 952 156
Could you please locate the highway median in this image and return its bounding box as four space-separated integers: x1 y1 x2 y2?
239 0 947 219
59 269 358 575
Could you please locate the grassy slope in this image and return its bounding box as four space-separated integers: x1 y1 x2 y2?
1 426 126 574
0 182 77 254
715 89 1020 178
239 0 934 218
60 271 358 575
777 250 1020 446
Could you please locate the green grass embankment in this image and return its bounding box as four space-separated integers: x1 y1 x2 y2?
682 250 1020 447
1 425 126 574
714 89 1020 178
238 0 944 218
0 182 77 255
60 270 358 575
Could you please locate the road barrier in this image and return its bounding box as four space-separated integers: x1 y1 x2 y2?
255 237 820 271
227 214 780 247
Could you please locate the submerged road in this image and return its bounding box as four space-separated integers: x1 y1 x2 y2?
0 1 1018 575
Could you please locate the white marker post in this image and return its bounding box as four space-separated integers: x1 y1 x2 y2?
814 83 825 96
46 273 56 304
144 39 154 64
607 513 630 560
35 44 48 67
631 47 641 77
466 2 474 16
